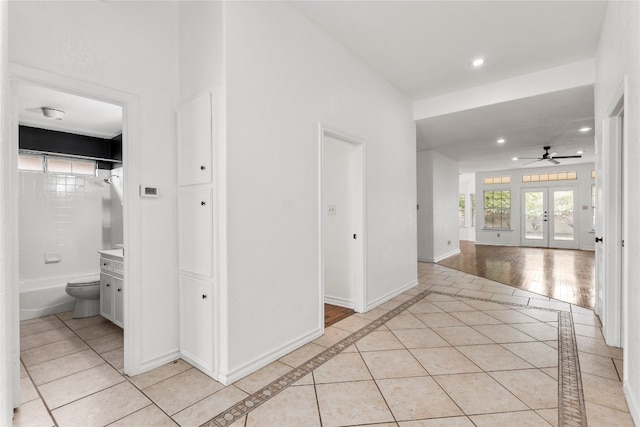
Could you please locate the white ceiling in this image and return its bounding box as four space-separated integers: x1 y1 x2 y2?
19 85 122 139
292 1 607 100
416 85 595 173
293 1 606 173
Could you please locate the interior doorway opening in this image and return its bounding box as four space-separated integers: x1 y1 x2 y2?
320 125 365 326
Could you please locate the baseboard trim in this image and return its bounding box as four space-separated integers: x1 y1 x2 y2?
324 295 354 309
418 248 461 263
136 349 181 376
365 280 418 312
624 383 640 427
217 328 323 385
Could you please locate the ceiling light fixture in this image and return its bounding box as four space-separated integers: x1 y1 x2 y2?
41 107 65 120
471 58 485 67
497 138 505 144
577 150 584 154
512 157 518 161
579 127 592 133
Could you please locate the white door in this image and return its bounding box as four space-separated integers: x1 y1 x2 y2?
521 187 579 249
321 129 365 313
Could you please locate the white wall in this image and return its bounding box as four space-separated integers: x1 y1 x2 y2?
417 150 460 262
222 1 416 379
459 173 476 242
18 169 112 282
475 163 595 250
595 1 640 423
9 1 180 369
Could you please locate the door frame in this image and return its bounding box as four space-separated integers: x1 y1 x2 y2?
319 123 366 325
7 64 142 376
597 76 627 349
520 187 549 247
520 186 580 249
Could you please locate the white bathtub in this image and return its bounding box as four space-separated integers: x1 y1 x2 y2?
19 275 89 321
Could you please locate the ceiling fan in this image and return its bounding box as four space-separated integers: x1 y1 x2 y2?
519 146 582 165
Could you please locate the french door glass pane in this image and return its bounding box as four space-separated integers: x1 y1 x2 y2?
524 191 544 239
553 190 574 241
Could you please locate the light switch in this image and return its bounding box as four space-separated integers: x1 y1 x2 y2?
327 205 336 215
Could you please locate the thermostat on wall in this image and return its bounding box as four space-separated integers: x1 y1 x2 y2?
139 185 159 198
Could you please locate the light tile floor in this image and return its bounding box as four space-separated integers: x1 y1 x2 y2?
14 263 634 427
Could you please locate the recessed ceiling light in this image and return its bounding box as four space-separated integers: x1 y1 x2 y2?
512 157 518 161
497 138 505 144
577 150 584 154
579 127 592 133
471 58 485 67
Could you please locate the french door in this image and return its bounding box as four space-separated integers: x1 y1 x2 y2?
521 187 579 249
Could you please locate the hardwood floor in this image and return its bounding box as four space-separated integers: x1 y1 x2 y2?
438 241 595 308
324 304 355 327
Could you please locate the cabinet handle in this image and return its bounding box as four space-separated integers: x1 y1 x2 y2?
117 288 122 292
202 294 207 299
200 165 206 170
102 263 108 266
201 201 206 206
106 283 110 287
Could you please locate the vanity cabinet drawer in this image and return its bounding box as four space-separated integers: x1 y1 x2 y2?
113 261 124 275
101 258 113 272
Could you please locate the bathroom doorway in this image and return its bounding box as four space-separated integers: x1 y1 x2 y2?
8 65 141 400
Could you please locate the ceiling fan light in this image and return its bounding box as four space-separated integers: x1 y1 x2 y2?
497 138 505 144
471 58 485 67
512 157 518 161
577 150 584 154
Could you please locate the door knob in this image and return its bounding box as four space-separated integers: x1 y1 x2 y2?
595 236 603 243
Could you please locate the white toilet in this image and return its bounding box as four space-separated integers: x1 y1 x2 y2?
65 274 101 318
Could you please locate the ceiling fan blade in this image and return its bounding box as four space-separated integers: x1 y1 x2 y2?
522 159 542 165
551 155 583 159
517 157 542 160
548 158 560 165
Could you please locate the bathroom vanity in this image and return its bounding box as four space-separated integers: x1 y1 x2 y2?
99 249 124 328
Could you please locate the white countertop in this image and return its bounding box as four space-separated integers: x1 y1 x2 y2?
98 248 124 260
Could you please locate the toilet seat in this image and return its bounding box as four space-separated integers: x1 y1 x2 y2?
67 275 100 287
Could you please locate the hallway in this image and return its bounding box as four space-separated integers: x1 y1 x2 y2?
438 241 595 308
14 263 630 427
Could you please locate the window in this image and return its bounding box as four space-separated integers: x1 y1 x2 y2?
522 171 577 183
459 194 466 227
470 193 476 227
18 155 44 172
484 190 511 229
483 176 511 185
18 154 96 176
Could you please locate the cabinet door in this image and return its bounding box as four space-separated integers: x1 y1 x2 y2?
113 277 124 328
179 276 214 372
100 273 113 321
178 93 213 186
178 188 213 276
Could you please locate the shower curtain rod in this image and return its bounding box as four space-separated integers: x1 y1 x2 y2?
19 149 121 163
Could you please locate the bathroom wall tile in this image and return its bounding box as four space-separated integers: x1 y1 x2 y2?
38 363 125 409
52 381 150 427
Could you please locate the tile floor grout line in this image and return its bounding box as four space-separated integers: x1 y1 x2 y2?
558 311 588 427
200 290 433 427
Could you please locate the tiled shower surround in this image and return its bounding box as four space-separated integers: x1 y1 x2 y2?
18 169 113 281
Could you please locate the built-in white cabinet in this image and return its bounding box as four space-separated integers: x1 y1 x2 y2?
178 93 213 186
178 188 213 276
100 251 124 328
179 276 214 373
177 91 217 379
